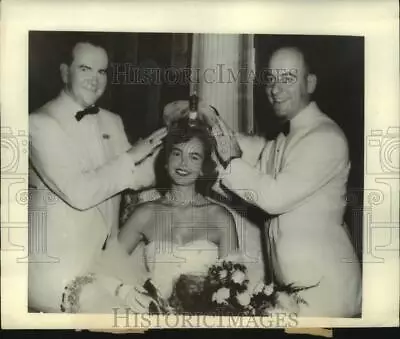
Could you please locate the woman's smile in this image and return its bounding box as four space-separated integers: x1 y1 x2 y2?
175 168 191 176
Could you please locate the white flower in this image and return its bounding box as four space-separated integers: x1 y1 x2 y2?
263 283 274 296
231 270 246 284
275 291 300 313
236 291 251 306
219 270 228 279
253 282 266 294
212 287 230 304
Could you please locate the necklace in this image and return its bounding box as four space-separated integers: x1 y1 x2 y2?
164 191 207 207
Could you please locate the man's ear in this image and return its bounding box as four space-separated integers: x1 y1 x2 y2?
306 74 317 94
60 63 69 84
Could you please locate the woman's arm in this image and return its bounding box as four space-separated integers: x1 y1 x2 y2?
118 203 154 255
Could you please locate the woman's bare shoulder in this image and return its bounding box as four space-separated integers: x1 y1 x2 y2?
204 200 236 223
123 200 162 226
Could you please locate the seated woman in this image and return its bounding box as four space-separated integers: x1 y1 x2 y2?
118 116 239 298
59 110 239 314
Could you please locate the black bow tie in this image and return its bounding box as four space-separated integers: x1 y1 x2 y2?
278 120 291 136
75 105 99 121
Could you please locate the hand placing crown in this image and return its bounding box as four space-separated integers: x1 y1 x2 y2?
162 93 219 128
163 94 242 170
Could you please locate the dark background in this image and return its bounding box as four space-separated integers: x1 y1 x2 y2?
29 31 192 144
29 32 364 259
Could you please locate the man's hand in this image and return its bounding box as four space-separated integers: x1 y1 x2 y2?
163 100 219 127
128 127 167 165
211 113 242 169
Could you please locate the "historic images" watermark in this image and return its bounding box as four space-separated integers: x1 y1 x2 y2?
111 64 298 86
112 307 299 329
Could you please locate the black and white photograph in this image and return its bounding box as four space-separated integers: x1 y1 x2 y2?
1 0 398 330
27 31 364 318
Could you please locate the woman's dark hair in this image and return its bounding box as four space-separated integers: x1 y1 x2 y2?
154 117 218 196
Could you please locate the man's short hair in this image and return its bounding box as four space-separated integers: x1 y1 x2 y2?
271 44 315 76
290 46 314 76
60 33 108 66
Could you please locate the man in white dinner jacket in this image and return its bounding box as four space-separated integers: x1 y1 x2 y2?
212 46 362 317
28 39 166 312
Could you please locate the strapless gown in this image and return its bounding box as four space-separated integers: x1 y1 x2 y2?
143 239 220 299
60 239 221 313
60 238 265 313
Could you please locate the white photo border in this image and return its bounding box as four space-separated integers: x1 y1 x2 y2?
1 0 399 329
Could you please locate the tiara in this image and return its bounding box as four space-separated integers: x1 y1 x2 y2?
162 94 218 128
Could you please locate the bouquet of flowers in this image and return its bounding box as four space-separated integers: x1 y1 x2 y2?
143 258 319 315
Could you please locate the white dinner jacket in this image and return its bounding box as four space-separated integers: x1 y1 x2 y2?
221 102 362 316
28 90 135 312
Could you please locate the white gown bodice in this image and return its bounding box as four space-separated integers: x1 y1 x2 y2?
142 239 219 298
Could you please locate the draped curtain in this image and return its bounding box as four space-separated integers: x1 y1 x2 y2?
190 33 255 134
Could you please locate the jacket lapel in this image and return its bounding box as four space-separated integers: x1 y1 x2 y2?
279 103 327 170
96 112 121 236
52 101 113 236
48 96 93 171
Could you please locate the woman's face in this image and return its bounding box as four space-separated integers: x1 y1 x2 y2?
167 136 205 187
